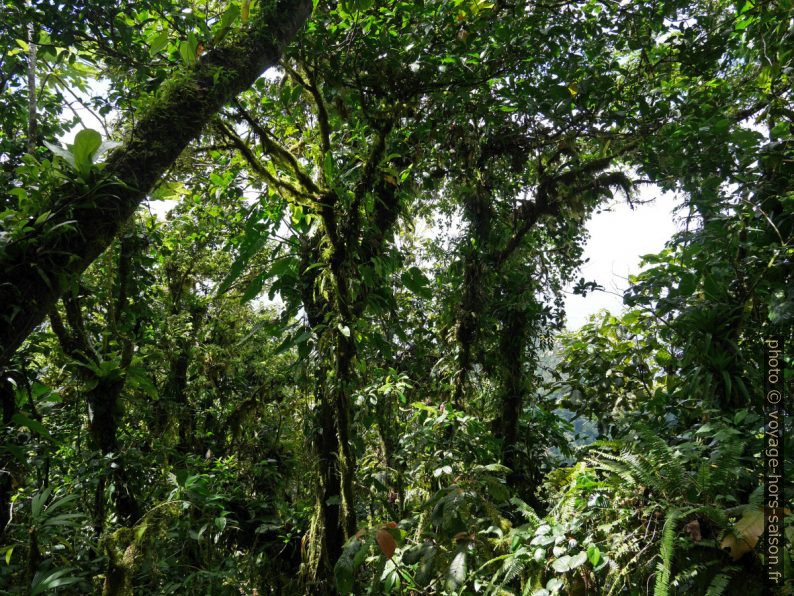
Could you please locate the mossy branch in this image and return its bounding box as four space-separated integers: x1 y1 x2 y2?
0 0 312 368
233 100 324 197
284 62 332 156
217 120 318 208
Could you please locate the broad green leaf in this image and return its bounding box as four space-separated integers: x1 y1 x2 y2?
12 413 58 444
569 550 588 569
179 40 197 65
401 266 432 299
72 129 102 177
149 31 169 56
546 578 564 593
446 549 467 590
587 545 601 566
220 5 240 30
334 538 362 594
551 554 572 572
43 141 76 168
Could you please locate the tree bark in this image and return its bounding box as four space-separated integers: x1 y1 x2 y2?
26 4 37 155
0 0 312 369
496 305 528 477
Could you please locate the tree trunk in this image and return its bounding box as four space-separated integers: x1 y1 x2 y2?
0 376 16 537
452 180 493 407
87 378 140 526
315 380 344 578
495 303 545 513
0 0 311 369
25 0 37 154
334 331 357 538
496 306 528 478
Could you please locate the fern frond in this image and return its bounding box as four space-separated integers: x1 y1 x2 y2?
705 566 739 595
653 508 684 596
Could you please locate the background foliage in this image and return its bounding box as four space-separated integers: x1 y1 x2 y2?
0 0 791 594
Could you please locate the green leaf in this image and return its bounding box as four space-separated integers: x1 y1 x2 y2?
546 578 564 593
587 545 601 566
94 139 121 161
551 554 572 572
334 538 362 594
31 489 51 521
401 266 432 299
433 465 452 477
179 38 198 65
71 129 102 176
12 413 58 444
31 568 81 595
240 271 268 302
446 548 467 590
220 5 240 30
43 140 76 168
42 513 84 527
569 550 588 569
149 31 169 56
217 230 270 295
677 272 697 296
126 366 159 399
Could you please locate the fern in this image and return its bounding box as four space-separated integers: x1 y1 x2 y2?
654 508 684 596
705 567 739 595
510 496 540 524
501 553 527 585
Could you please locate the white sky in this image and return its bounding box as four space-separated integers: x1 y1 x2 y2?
563 186 680 329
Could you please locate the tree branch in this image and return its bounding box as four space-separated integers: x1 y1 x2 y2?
0 0 312 368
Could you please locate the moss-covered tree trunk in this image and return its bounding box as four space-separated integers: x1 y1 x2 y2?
495 305 528 482
452 180 493 407
333 330 357 538
0 0 311 369
313 378 344 584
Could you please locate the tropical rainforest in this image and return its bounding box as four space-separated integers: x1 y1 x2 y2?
0 0 792 594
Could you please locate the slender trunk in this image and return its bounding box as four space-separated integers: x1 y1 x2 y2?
26 12 37 154
0 377 15 536
495 304 545 513
49 297 139 528
2 10 39 536
375 391 404 517
307 334 357 587
452 249 482 407
299 238 345 588
452 180 492 407
102 527 139 596
334 331 357 538
168 307 204 453
496 306 528 478
87 378 140 525
316 379 344 575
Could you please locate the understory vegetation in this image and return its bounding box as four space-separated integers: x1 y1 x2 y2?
0 0 791 594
